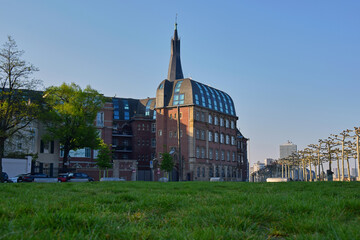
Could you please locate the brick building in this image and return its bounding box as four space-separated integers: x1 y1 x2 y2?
56 23 248 181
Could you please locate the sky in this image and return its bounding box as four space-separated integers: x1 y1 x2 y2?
1 0 359 167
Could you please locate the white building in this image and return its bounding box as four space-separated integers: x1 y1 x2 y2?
280 141 297 159
264 158 274 166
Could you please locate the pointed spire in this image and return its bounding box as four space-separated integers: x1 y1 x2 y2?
167 18 183 81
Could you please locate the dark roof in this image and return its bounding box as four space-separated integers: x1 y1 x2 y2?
112 97 156 121
156 78 236 117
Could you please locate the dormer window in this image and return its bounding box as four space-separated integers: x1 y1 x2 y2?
174 81 183 93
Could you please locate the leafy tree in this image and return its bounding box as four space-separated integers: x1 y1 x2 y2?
95 140 112 179
160 152 174 179
0 36 42 180
42 82 105 171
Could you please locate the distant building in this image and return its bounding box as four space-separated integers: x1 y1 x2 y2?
280 141 297 159
264 158 274 166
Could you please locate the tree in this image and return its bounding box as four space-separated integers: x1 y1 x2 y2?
42 82 105 171
0 36 42 181
95 140 112 180
160 152 174 179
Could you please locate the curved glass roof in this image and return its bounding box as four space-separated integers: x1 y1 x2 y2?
192 80 236 116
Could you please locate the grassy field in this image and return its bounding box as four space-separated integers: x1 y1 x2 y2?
0 182 359 240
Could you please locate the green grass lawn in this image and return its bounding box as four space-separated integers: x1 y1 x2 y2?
1 181 359 239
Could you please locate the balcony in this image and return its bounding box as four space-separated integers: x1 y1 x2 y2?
112 131 133 137
114 145 132 152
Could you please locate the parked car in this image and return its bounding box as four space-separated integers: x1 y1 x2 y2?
18 173 48 182
67 173 94 182
1 172 13 183
9 174 27 183
57 173 70 182
159 177 168 182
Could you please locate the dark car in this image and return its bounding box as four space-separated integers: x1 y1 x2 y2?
67 172 94 182
57 173 70 182
1 172 13 183
18 173 48 182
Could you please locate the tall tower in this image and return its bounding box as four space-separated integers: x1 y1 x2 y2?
167 22 184 81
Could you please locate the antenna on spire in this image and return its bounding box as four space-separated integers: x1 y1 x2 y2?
175 13 178 30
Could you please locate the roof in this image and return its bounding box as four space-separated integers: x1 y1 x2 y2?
156 78 236 117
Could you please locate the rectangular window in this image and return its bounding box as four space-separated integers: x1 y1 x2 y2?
96 112 104 127
152 123 156 133
158 130 162 136
151 138 156 148
124 111 130 120
221 150 225 161
209 149 213 160
201 148 205 158
196 147 200 158
169 131 173 138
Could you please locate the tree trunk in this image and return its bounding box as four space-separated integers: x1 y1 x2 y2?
336 152 340 181
309 159 312 182
0 138 5 182
62 144 70 172
346 155 351 181
341 141 345 181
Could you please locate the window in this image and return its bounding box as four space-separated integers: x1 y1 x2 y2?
231 136 236 145
209 149 213 160
226 135 230 145
231 121 235 129
195 111 200 121
96 112 104 127
197 167 200 177
145 100 153 116
159 83 164 89
220 118 224 127
124 112 130 120
158 130 162 136
200 130 205 140
232 152 236 162
220 134 224 144
208 131 213 142
201 112 205 122
152 123 156 133
227 151 230 161
214 116 218 125
195 94 200 105
151 138 156 148
214 132 219 143
123 100 130 120
201 148 205 158
40 140 54 154
202 167 205 178
113 99 119 120
209 167 213 177
169 131 173 138
180 130 183 137
215 150 219 160
221 150 225 161
174 81 183 93
196 129 200 139
226 119 229 128
169 114 172 119
208 114 212 124
196 147 200 158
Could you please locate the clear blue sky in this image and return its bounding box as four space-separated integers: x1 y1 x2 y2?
1 0 359 166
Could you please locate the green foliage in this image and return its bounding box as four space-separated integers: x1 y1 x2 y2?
42 83 105 167
160 152 174 173
95 140 112 170
0 182 359 239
